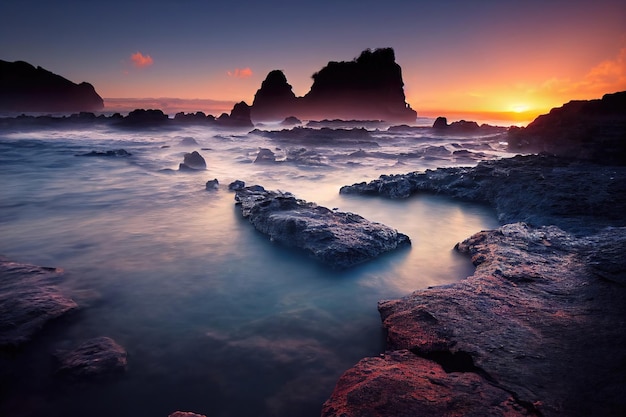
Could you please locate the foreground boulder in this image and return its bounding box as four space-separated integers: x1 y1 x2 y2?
323 223 626 417
234 186 410 268
340 154 626 235
0 256 78 349
55 336 127 379
179 151 206 171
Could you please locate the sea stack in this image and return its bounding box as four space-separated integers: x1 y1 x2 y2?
250 48 417 123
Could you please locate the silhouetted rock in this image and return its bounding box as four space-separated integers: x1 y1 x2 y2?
280 116 302 126
234 186 410 269
340 154 626 235
0 256 77 348
54 337 127 379
432 116 448 129
0 60 104 112
251 70 298 121
118 109 169 127
250 48 417 123
216 101 254 128
179 151 206 171
508 91 626 164
174 111 212 124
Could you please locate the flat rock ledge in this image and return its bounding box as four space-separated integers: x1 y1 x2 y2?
340 154 626 235
234 185 410 269
322 223 626 417
0 256 78 349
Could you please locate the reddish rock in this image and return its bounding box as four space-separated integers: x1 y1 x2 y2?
322 350 531 417
168 412 206 417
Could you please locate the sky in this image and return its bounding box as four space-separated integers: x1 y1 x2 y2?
1 0 625 123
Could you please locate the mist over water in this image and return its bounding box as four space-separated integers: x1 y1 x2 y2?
0 123 507 417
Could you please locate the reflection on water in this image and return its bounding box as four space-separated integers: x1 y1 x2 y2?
0 125 501 417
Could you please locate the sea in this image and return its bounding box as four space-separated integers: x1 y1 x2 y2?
0 118 514 417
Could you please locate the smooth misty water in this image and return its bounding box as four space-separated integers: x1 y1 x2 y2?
0 123 506 417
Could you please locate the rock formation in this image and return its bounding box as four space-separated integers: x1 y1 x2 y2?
54 336 128 379
234 185 410 269
508 91 626 165
0 60 104 112
179 151 206 171
340 153 626 235
323 223 626 416
0 256 77 348
250 48 417 123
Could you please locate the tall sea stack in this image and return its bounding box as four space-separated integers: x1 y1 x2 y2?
250 48 417 123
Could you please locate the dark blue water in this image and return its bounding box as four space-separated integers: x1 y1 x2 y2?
0 124 505 417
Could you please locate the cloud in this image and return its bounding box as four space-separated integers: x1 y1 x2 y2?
130 51 154 68
227 67 253 78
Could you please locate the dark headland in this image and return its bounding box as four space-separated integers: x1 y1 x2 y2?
0 60 104 113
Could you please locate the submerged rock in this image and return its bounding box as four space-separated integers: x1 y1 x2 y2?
179 151 206 171
205 178 219 190
76 149 132 157
0 257 78 349
324 224 626 416
55 336 127 379
234 186 410 269
228 180 246 191
254 147 276 163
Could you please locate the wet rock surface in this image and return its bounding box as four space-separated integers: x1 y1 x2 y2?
324 223 626 417
54 336 127 379
234 186 410 269
0 256 78 349
340 153 626 235
178 150 206 171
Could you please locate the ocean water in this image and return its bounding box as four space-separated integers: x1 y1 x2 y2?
0 122 508 417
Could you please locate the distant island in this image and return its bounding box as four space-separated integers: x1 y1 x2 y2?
0 60 104 113
251 48 418 123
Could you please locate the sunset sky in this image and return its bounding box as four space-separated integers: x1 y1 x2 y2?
1 0 625 123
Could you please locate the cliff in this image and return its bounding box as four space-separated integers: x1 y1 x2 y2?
0 60 104 113
250 48 417 123
508 91 626 165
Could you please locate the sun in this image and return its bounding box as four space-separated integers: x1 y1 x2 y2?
510 104 530 113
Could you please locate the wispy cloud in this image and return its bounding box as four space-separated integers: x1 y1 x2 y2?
130 52 154 68
227 67 253 78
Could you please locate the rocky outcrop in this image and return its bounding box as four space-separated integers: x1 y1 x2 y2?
179 151 206 171
54 336 127 379
250 48 417 123
117 109 169 127
0 256 77 348
508 91 626 165
0 60 104 113
250 70 299 121
323 223 626 417
234 186 410 269
340 154 626 235
168 412 206 417
216 101 254 128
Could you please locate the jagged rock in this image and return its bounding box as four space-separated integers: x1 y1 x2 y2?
54 336 127 379
76 149 132 157
322 350 531 417
280 116 302 126
216 101 254 128
234 186 410 268
179 151 206 171
508 91 626 165
178 137 199 146
254 148 276 163
340 154 626 235
0 60 104 112
250 48 417 123
228 180 246 191
0 257 77 348
205 178 219 190
353 223 625 417
251 70 298 122
432 116 448 129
